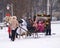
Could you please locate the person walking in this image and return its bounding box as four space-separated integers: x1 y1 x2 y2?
9 16 19 41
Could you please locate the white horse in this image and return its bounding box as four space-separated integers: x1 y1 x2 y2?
17 19 28 38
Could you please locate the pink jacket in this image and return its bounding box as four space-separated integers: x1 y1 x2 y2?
37 23 45 32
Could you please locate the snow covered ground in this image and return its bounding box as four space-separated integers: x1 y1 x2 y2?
0 22 60 48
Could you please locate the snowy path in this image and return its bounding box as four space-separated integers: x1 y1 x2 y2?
0 24 60 48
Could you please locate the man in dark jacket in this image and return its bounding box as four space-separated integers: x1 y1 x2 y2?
45 19 51 35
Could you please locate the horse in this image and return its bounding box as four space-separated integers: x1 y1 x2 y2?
16 19 28 39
